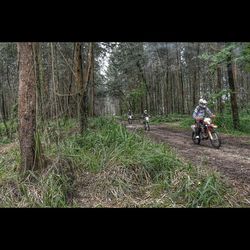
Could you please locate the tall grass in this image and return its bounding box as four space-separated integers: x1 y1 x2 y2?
53 117 236 207
0 117 241 207
0 119 18 145
0 144 75 207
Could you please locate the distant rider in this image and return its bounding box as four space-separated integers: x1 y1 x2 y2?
142 109 149 119
142 109 150 124
127 109 133 122
192 99 215 139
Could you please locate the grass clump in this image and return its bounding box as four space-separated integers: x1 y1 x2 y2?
0 117 241 207
54 117 237 207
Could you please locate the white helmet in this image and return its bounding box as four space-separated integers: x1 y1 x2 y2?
199 98 207 108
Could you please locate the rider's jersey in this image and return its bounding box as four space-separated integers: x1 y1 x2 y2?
192 106 213 119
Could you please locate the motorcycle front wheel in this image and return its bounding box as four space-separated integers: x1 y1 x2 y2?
209 131 221 149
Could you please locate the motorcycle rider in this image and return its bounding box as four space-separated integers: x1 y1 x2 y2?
142 109 150 122
128 109 132 116
142 109 149 119
192 98 215 139
127 109 133 122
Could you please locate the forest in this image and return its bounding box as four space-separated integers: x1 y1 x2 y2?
0 42 250 207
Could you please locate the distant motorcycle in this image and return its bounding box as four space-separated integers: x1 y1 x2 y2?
191 117 221 149
128 115 133 124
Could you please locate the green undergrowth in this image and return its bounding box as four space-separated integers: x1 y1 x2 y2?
0 117 242 207
0 119 18 145
47 117 238 207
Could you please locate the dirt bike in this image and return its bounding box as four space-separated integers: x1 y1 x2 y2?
143 116 150 131
128 115 133 124
191 117 221 149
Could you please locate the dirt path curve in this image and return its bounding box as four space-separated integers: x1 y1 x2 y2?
124 122 250 200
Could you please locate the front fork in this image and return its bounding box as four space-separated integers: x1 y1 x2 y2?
207 128 214 140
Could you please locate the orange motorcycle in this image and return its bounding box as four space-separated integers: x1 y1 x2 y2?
191 116 221 149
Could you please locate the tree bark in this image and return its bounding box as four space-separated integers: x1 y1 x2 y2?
1 90 10 138
216 66 223 114
227 54 240 129
17 42 37 172
74 43 84 130
74 42 93 133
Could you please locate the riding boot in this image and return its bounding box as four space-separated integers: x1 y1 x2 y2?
195 123 201 137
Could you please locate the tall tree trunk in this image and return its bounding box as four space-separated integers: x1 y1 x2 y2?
216 66 223 114
92 69 95 117
6 65 12 93
1 90 10 138
227 54 240 129
180 67 185 114
196 43 201 102
170 72 173 113
165 48 171 114
67 44 76 118
34 43 44 125
81 43 93 132
74 42 93 133
89 45 95 117
176 43 184 114
55 45 63 118
192 71 196 108
17 42 37 172
74 43 84 131
51 43 59 124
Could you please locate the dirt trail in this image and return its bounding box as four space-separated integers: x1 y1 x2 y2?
125 122 250 199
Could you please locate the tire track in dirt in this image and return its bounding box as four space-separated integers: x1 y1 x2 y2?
125 122 250 198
